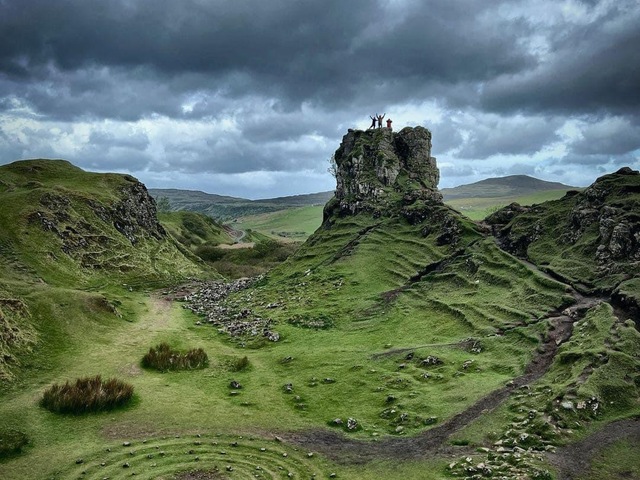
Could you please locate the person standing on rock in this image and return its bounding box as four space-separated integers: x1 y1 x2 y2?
368 114 377 129
386 118 392 130
377 113 385 128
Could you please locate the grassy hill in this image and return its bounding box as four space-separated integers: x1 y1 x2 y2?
0 160 638 480
0 160 213 380
230 205 325 241
441 175 574 199
442 175 578 220
158 210 234 249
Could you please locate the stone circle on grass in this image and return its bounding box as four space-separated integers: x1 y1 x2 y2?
53 433 324 479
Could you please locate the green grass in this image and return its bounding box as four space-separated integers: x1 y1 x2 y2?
231 205 324 241
575 437 640 480
0 206 573 478
1 160 638 479
446 189 574 220
230 189 576 239
158 211 234 248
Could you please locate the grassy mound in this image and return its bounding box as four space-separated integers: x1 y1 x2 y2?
0 429 28 458
141 343 208 372
40 375 134 414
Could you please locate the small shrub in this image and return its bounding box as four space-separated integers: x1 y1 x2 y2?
40 376 134 414
229 355 250 372
0 429 29 458
142 343 209 372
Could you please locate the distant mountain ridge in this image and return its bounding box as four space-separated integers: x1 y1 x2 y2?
149 188 333 220
152 174 576 225
441 175 575 200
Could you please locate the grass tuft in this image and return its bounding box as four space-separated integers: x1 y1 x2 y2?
0 429 29 458
141 342 209 372
228 355 250 372
40 375 134 414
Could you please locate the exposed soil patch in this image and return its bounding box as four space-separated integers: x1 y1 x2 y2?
101 422 167 440
547 417 640 480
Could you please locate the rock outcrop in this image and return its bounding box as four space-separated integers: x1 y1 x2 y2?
326 126 442 218
486 167 640 290
0 159 203 280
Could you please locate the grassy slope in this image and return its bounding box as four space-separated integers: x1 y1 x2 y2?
492 170 640 293
158 211 234 248
231 205 324 241
151 188 332 222
0 199 574 479
0 160 206 289
447 189 575 220
1 162 638 479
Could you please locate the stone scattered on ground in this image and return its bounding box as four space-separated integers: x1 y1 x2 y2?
181 277 281 342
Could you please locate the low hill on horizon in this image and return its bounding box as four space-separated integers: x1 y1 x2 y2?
149 187 333 221
152 174 578 234
441 174 575 200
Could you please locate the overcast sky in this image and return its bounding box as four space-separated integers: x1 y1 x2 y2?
1 0 639 199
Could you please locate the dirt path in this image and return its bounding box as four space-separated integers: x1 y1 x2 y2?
546 417 640 479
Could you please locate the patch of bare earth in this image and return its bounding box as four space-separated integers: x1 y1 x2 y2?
547 417 640 480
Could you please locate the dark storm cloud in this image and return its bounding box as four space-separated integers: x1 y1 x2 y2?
481 1 640 116
0 0 535 119
89 129 149 150
568 118 640 156
1 0 639 195
431 120 465 155
458 116 562 159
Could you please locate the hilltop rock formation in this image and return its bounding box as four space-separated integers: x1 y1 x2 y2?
325 126 442 218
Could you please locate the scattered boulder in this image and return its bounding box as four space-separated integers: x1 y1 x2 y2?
420 355 443 367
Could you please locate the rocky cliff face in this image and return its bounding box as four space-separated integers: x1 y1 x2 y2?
486 167 640 291
31 178 166 258
0 159 202 278
327 126 442 217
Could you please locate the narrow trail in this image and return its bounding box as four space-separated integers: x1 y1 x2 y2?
547 417 640 480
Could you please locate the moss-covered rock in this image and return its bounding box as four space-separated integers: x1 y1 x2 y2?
328 126 442 218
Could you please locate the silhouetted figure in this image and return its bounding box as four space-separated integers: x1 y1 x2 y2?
368 114 377 129
377 113 385 128
386 118 393 130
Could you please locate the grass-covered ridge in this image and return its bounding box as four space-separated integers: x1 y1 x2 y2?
0 159 209 289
